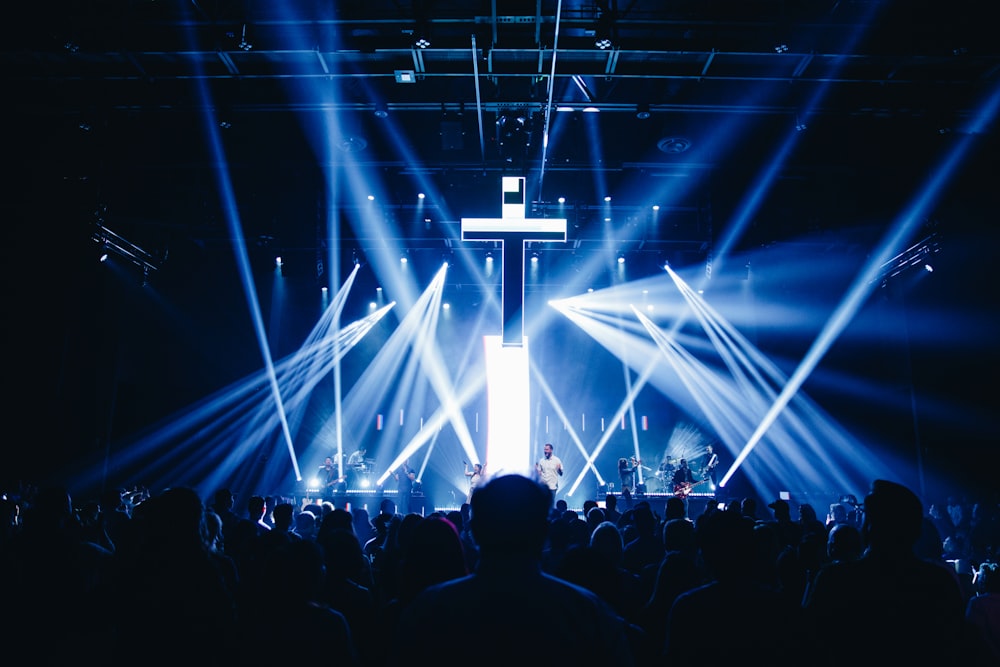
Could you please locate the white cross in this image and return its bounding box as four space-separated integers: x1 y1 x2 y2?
461 177 567 346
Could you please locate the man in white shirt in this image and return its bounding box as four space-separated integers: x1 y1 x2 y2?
535 442 563 493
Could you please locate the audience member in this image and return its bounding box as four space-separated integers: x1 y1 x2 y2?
965 560 1000 664
110 487 238 665
804 479 968 666
384 474 636 664
664 506 807 664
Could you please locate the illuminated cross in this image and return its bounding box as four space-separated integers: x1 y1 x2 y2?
461 176 567 346
461 177 566 478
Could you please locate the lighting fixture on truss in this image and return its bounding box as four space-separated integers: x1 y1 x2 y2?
871 233 941 284
91 221 163 279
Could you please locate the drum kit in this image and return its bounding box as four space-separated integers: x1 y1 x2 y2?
352 458 377 487
651 456 678 492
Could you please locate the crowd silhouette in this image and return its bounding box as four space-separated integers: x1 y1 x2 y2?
1 473 998 666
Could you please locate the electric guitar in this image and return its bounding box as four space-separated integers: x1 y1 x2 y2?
673 479 711 498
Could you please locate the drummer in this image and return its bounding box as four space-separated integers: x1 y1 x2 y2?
347 445 368 468
656 457 676 491
346 446 368 489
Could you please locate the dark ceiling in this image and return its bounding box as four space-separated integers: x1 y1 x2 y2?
6 0 999 266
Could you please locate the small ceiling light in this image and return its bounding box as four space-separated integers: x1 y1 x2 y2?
617 254 626 264
417 192 425 199
557 196 566 204
604 196 612 202
582 106 600 113
652 205 660 211
415 36 431 48
531 252 539 263
373 103 388 118
636 103 651 120
367 194 375 201
275 256 283 267
774 43 789 53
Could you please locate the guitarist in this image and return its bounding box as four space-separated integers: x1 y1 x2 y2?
703 443 719 489
671 458 698 497
320 456 346 499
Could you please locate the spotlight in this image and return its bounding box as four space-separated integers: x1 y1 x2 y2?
617 254 625 264
635 103 651 120
237 23 253 51
417 192 425 199
594 7 616 49
531 252 539 263
373 103 388 118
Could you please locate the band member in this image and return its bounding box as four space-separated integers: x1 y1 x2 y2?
464 461 485 503
671 458 697 496
655 458 675 492
347 445 368 468
320 456 345 497
393 461 417 514
535 443 563 493
618 457 638 494
346 445 370 490
703 444 719 487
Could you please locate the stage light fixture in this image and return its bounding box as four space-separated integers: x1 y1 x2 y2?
594 5 617 49
237 23 253 51
373 103 388 118
617 253 625 264
636 103 651 119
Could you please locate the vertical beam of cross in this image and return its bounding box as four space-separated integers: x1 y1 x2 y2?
461 177 567 479
461 177 567 346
